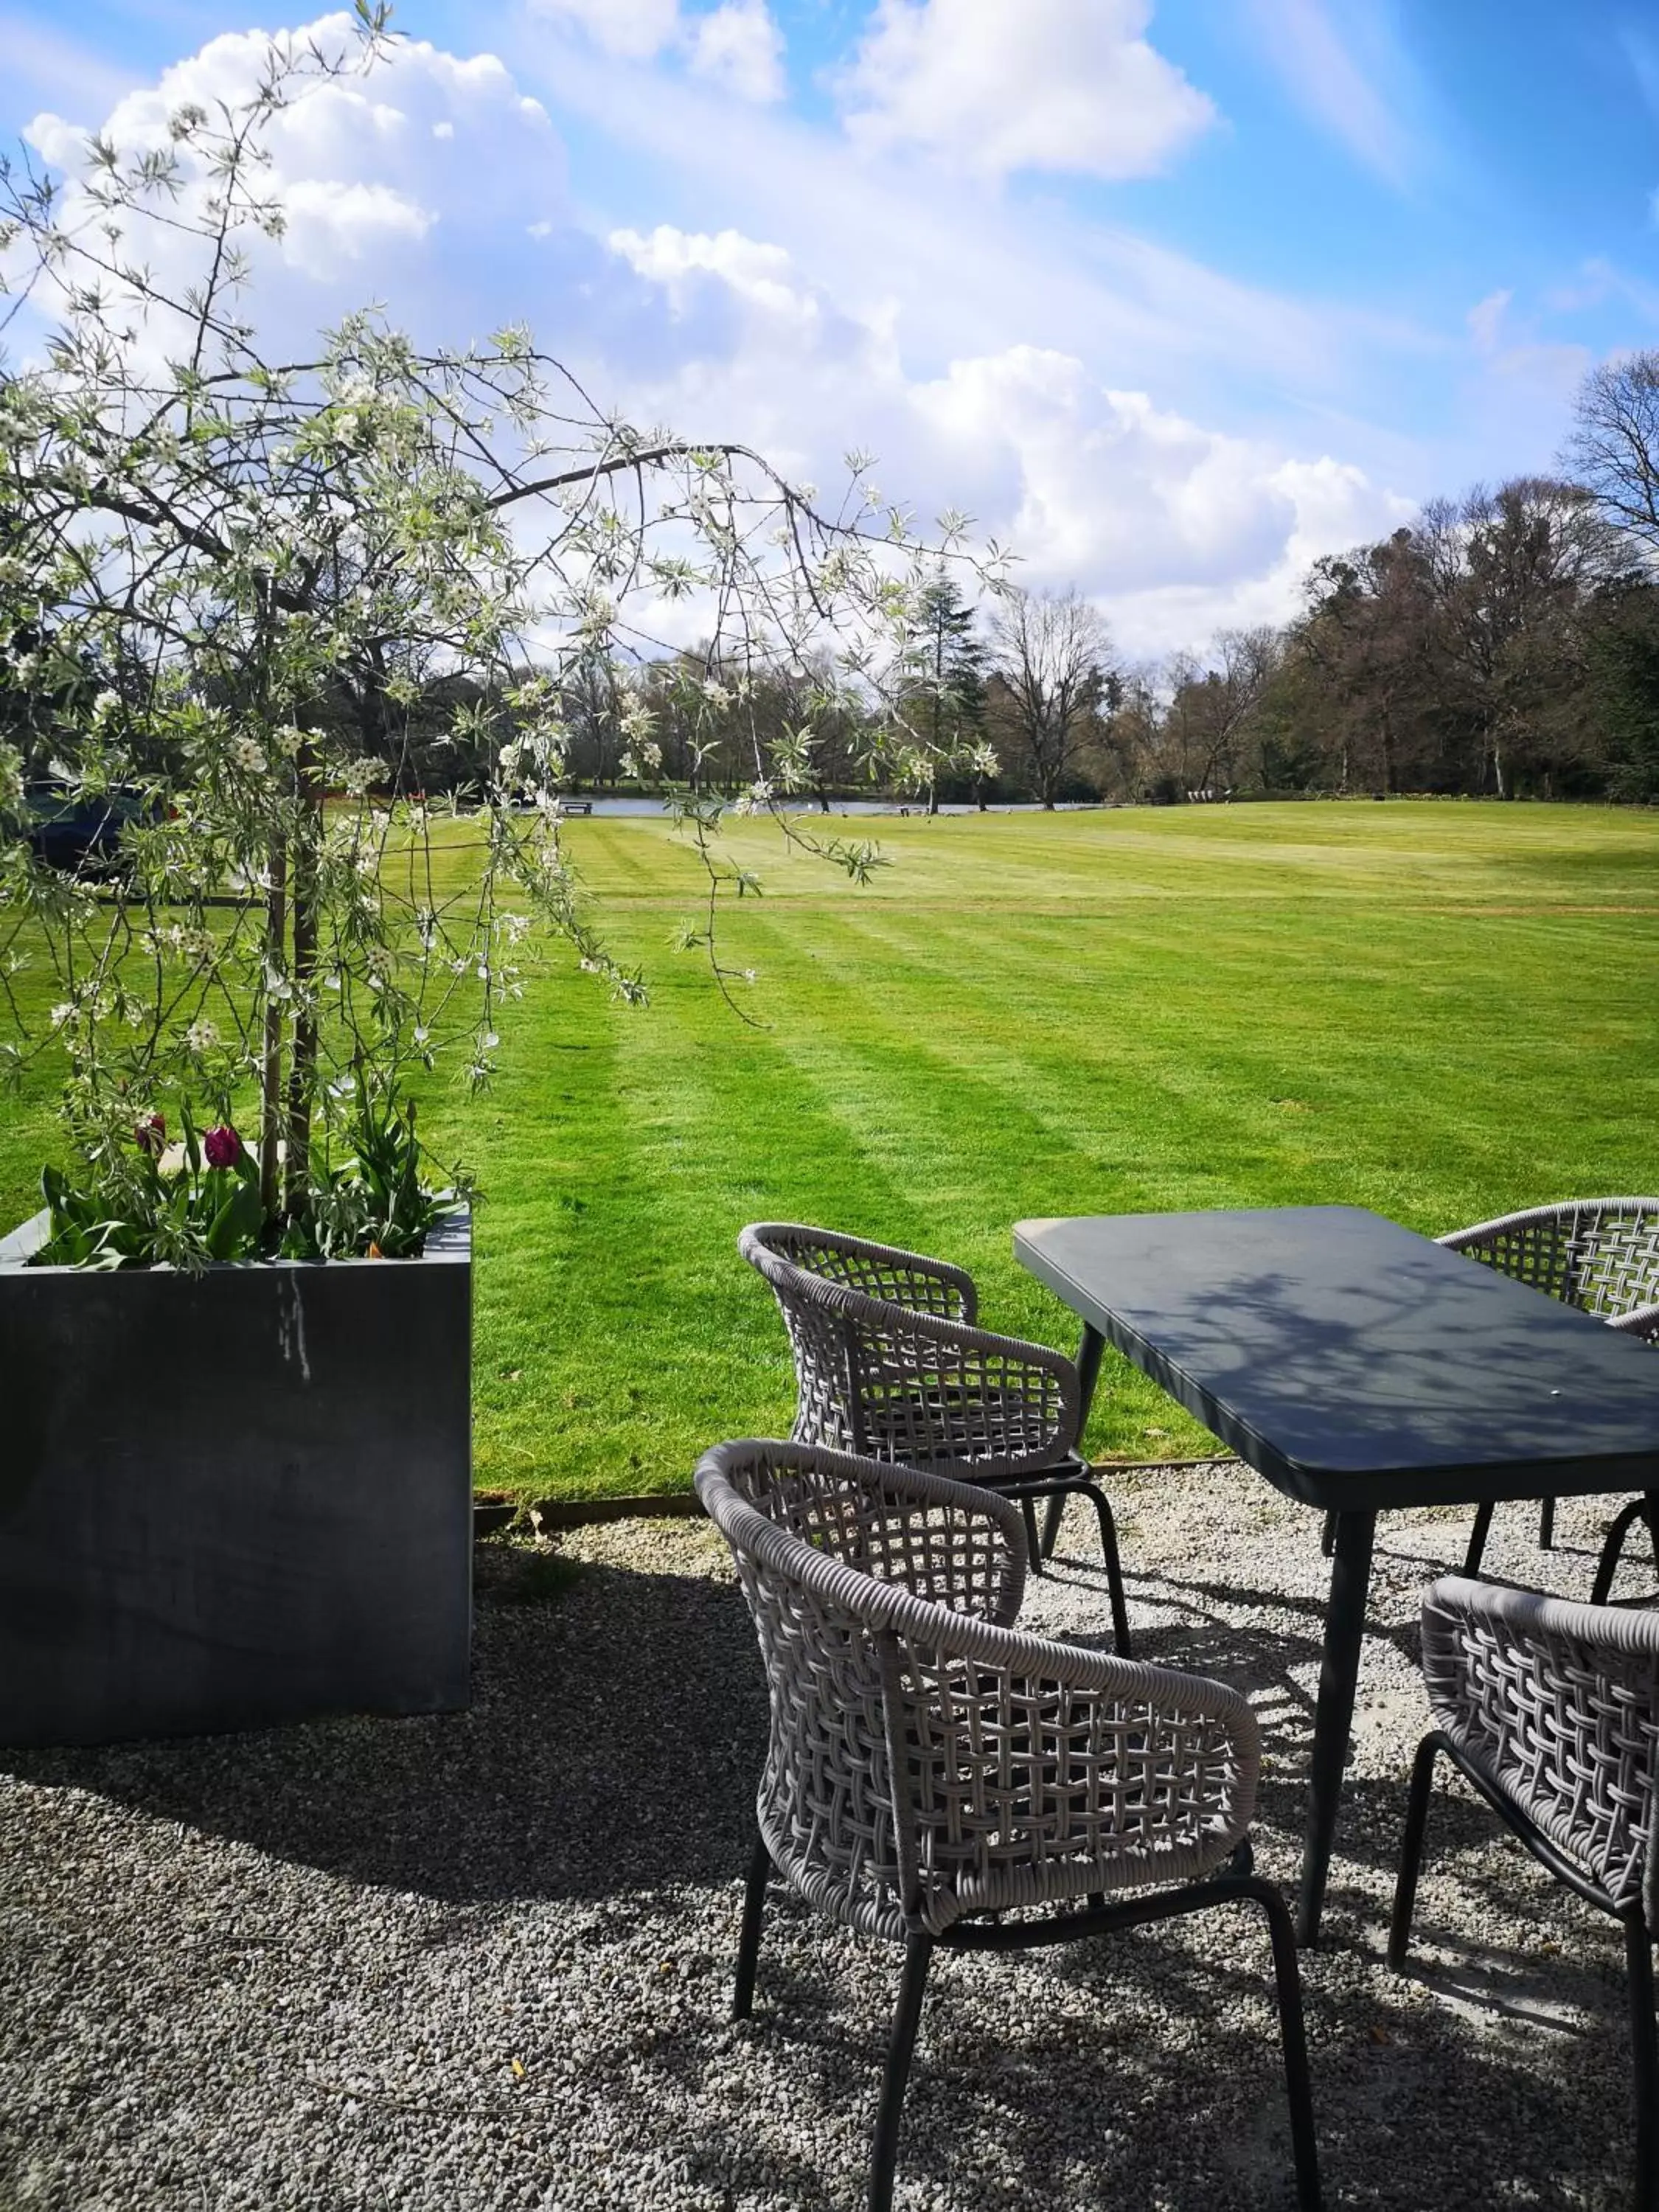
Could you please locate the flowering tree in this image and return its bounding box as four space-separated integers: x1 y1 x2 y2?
0 6 1001 1265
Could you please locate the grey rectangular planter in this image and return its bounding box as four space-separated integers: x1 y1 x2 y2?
0 1208 472 1747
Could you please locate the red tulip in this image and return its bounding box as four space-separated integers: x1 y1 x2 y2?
204 1124 243 1169
135 1113 166 1156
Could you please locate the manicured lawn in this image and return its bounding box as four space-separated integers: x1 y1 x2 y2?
4 799 1656 1495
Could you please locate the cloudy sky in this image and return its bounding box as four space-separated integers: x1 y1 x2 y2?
4 0 1657 655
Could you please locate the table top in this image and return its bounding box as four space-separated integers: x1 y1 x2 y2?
1014 1205 1659 1511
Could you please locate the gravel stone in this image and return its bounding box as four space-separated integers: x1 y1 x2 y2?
1 1470 1652 2210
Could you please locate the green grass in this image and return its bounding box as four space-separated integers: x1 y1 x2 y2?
4 799 1657 1497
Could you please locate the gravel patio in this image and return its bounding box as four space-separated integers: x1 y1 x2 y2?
1 1465 1651 2211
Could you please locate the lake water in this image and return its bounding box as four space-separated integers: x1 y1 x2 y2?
563 796 1111 817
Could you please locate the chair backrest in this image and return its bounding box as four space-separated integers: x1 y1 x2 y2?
1439 1199 1659 1322
713 1434 1029 1625
740 1224 874 1453
738 1222 1075 1473
698 1439 1258 1939
740 1222 976 1321
1422 1576 1659 1930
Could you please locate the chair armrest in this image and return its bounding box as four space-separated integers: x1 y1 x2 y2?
879 1613 1259 1933
1437 1208 1575 1301
1439 1199 1659 1317
740 1222 978 1324
846 1300 1081 1478
1610 1301 1659 1344
695 1439 1027 1626
1422 1576 1659 1923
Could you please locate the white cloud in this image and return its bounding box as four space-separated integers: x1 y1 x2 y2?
532 0 680 62
279 179 436 281
1461 288 1590 433
22 18 565 348
603 236 1413 649
686 2 785 102
838 0 1216 181
16 13 1425 658
1467 288 1512 357
0 13 136 122
530 0 784 100
612 224 812 321
907 346 1412 641
1244 0 1416 187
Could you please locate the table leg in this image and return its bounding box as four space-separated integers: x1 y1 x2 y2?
1074 1324 1105 1431
1297 1506 1376 1948
1042 1327 1110 1559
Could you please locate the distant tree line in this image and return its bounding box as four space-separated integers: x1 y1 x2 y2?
1072 353 1659 808
13 353 1659 810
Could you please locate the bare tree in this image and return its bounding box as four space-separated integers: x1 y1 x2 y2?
986 588 1114 808
1157 626 1281 798
1566 352 1659 559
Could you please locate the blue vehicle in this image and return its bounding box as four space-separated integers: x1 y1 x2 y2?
24 783 151 876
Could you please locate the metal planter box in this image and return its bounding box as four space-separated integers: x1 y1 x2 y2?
0 1208 472 1747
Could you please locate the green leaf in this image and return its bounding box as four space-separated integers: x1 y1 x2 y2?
205 1180 262 1260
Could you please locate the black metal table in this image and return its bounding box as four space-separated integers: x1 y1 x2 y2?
1013 1204 1659 1945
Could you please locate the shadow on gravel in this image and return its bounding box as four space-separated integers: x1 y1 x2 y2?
1 1557 769 1905
667 1882 1634 2212
4 1542 1644 2211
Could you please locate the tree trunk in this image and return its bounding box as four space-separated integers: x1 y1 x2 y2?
258 842 288 1225
282 743 323 1217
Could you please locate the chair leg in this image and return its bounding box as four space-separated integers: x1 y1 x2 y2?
868 1933 933 2212
1626 1912 1658 2211
1039 1489 1065 1560
1463 1501 1495 1579
1083 1484 1133 1658
1019 1495 1044 1578
1591 1497 1653 1607
733 1835 770 2021
1253 1879 1324 2212
1320 1510 1336 1559
1538 1495 1557 1551
1388 1734 1441 1971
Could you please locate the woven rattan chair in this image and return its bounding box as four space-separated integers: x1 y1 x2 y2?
700 1438 1322 2212
738 1221 1131 1653
1442 1201 1659 1588
1391 1576 1659 2208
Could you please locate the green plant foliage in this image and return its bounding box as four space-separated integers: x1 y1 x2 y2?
288 1079 464 1260
0 10 998 1270
34 1102 265 1267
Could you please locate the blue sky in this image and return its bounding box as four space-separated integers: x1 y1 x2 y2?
3 0 1655 653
